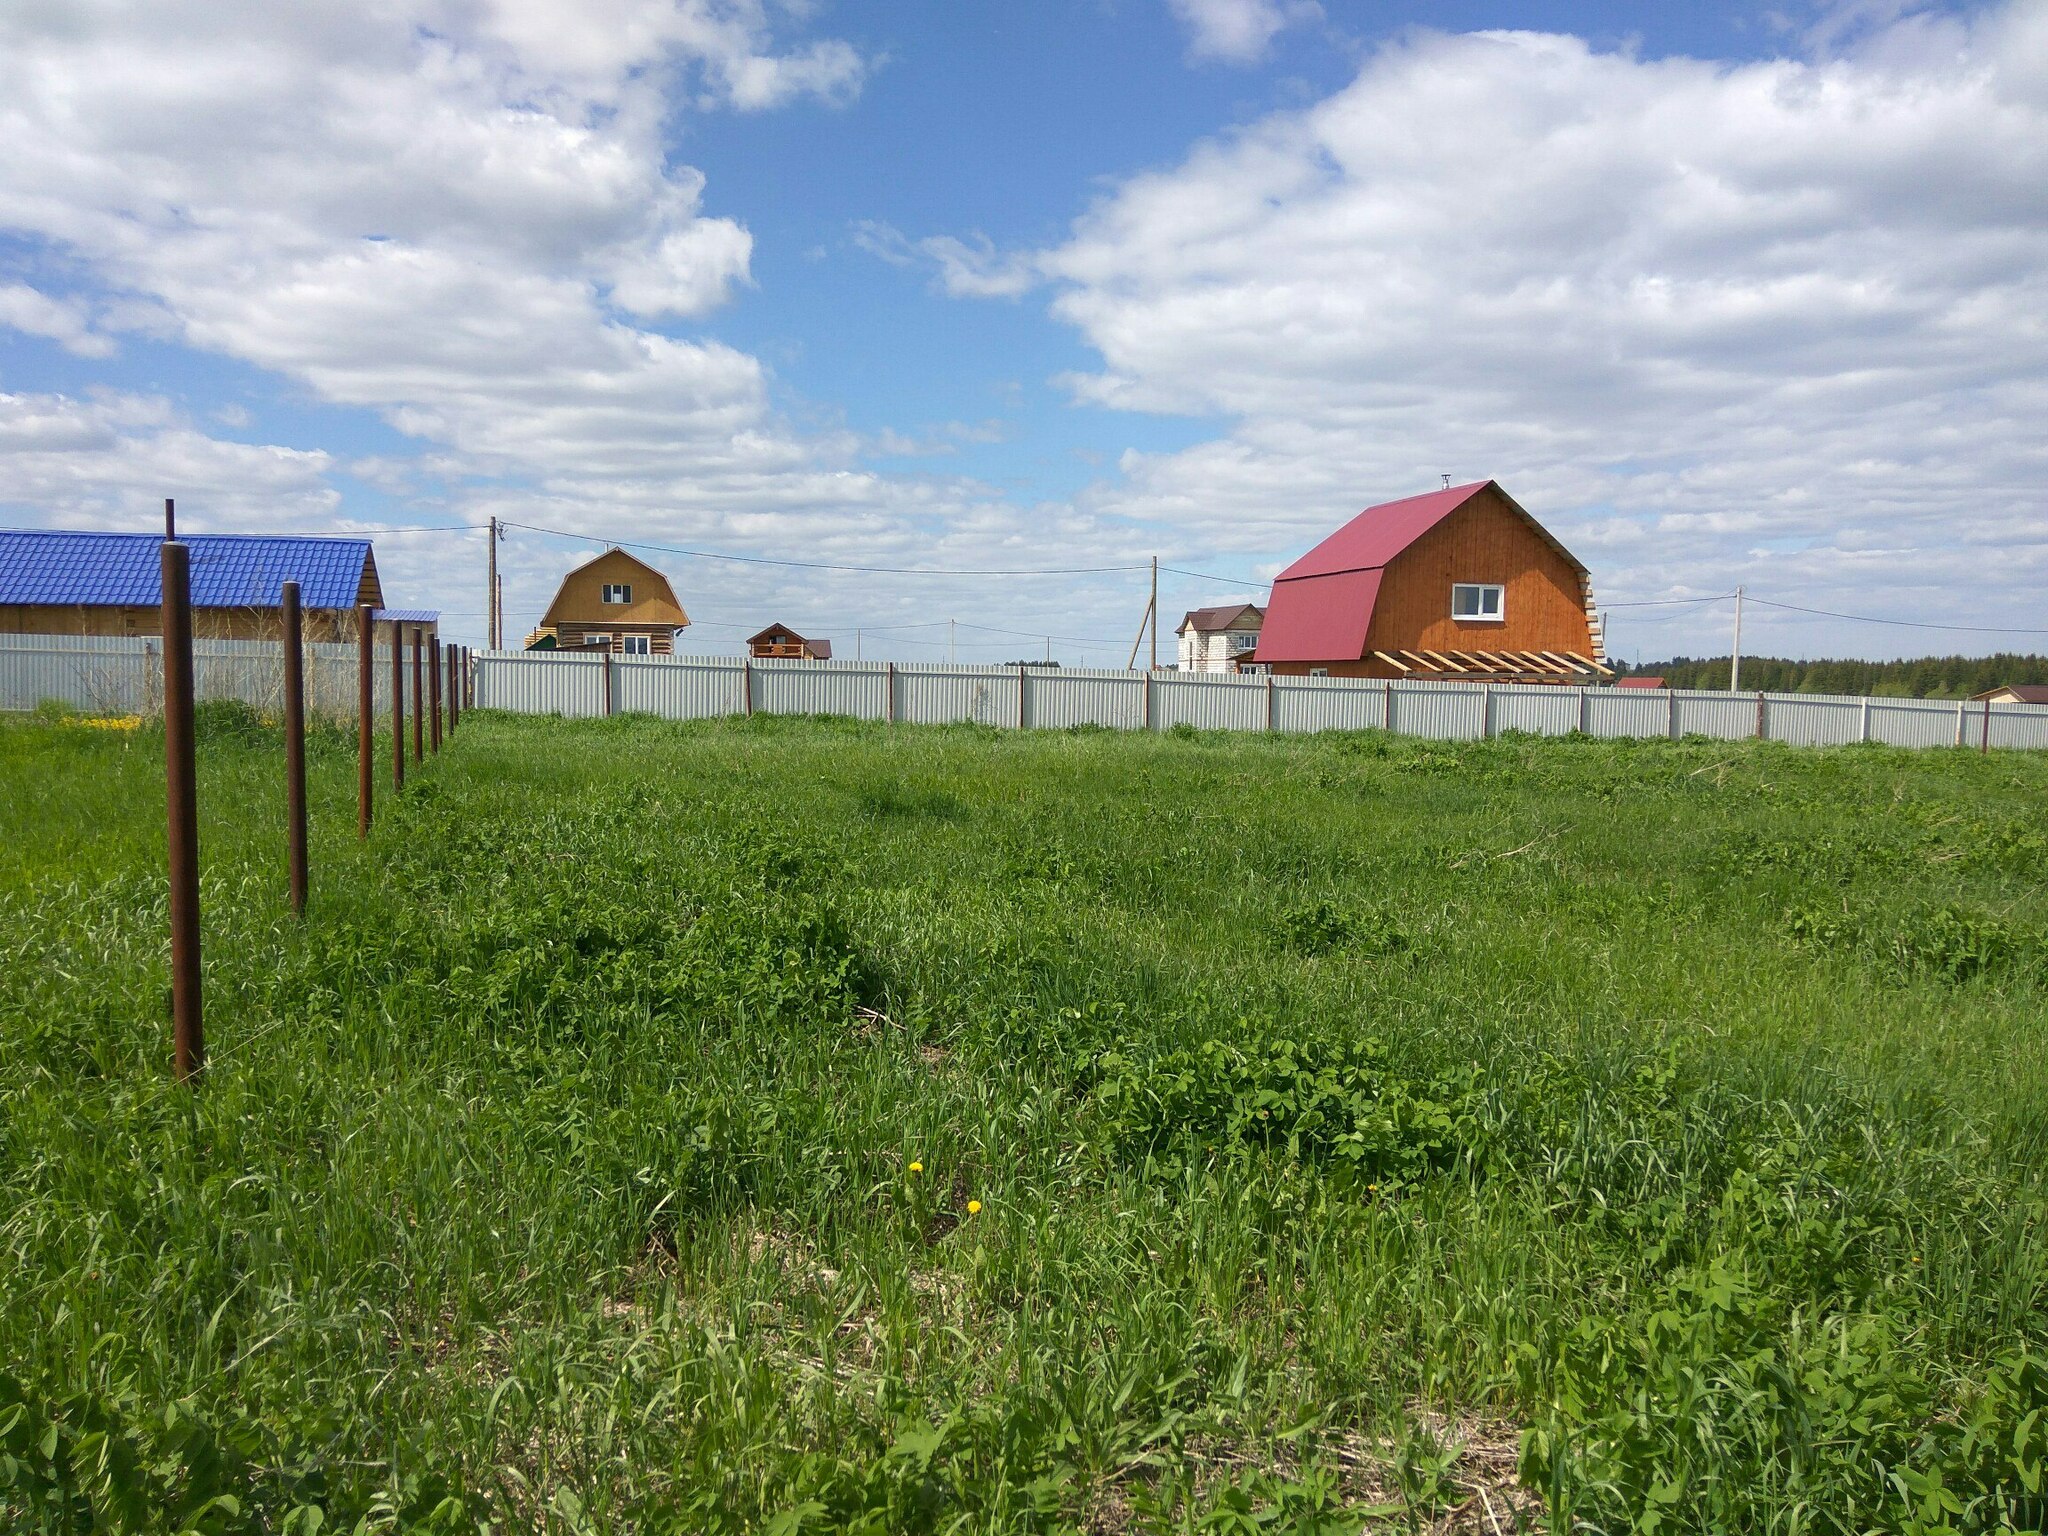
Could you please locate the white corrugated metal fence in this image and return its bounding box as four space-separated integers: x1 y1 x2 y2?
464 651 2048 752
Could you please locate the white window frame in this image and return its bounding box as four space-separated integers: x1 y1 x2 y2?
621 633 650 655
1226 631 1259 653
1451 583 1505 622
583 631 611 650
601 583 632 604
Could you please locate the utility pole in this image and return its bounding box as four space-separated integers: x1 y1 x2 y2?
1150 556 1159 670
949 618 956 664
1730 585 1745 693
1044 636 1051 664
487 516 500 650
855 629 862 663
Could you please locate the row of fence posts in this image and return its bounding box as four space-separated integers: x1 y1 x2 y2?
159 498 472 1082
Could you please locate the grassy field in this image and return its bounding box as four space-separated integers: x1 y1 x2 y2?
3 706 2047 1534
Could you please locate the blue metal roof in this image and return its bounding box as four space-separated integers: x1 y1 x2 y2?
373 608 441 624
0 529 377 610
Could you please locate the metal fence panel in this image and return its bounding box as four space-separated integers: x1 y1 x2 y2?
1274 676 1388 734
476 652 605 717
1986 702 2048 751
1671 692 1757 740
0 633 398 717
1764 691 1863 747
1583 689 1671 740
751 659 888 721
1491 685 1582 737
613 656 741 719
1024 668 1144 730
1867 699 1958 749
1389 681 1486 741
891 663 1018 726
1154 674 1268 732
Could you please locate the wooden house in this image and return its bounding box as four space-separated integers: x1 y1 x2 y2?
747 623 832 661
1176 603 1263 673
0 529 386 642
531 548 688 655
1249 481 1609 683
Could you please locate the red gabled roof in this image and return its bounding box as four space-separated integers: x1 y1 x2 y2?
1251 569 1383 664
1279 482 1490 580
1279 480 1588 582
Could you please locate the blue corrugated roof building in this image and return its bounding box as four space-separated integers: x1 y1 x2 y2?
0 529 382 611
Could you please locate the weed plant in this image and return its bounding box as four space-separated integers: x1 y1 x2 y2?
2 710 2046 1532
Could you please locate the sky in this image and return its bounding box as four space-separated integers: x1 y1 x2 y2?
1 0 2043 665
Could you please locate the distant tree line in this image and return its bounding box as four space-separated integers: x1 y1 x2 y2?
1617 653 2048 698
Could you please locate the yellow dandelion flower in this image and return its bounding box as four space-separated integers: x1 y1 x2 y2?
966 1200 982 1215
908 1161 923 1174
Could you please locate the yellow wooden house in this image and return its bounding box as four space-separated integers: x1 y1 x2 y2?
527 548 689 655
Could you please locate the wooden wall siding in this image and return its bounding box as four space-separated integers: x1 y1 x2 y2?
560 623 675 655
542 550 688 629
1363 487 1592 662
1 604 372 644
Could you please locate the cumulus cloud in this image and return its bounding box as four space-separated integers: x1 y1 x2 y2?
1017 4 2048 650
0 1 1084 637
0 390 335 527
0 285 115 358
1167 0 1322 64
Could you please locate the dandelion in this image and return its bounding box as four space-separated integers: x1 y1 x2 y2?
908 1161 923 1175
966 1200 982 1215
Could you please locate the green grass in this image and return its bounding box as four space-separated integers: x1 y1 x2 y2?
3 704 2047 1533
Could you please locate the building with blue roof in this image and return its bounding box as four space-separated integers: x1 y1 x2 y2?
0 529 425 643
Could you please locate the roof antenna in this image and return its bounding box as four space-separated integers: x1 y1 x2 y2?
1440 474 1451 490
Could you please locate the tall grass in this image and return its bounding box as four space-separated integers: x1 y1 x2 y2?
3 708 2045 1532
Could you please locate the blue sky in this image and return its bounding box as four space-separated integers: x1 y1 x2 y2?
0 0 2042 662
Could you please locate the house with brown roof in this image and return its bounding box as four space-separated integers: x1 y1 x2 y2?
528 548 688 654
1249 481 1609 683
747 622 832 661
1176 602 1263 673
1971 684 2048 705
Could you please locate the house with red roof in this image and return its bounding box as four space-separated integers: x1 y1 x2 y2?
1248 481 1609 684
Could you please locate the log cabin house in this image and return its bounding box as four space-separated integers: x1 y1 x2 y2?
1249 481 1609 683
747 623 832 661
528 548 689 655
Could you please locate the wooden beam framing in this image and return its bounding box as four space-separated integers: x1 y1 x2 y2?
1373 650 1413 672
1564 650 1615 677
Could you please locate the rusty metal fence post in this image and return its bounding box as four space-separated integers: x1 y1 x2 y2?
357 605 374 836
410 628 425 764
446 644 458 736
390 621 405 791
282 581 308 915
429 638 442 752
161 528 204 1081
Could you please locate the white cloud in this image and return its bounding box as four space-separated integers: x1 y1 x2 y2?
0 389 335 527
0 284 115 358
1167 0 1322 64
1014 4 2048 653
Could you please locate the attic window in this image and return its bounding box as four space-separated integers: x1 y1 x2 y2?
1452 583 1505 622
602 583 632 604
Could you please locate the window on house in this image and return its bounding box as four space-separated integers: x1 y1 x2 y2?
1227 631 1258 653
583 632 610 650
601 583 632 604
621 634 650 655
1452 583 1505 621
1311 667 1330 678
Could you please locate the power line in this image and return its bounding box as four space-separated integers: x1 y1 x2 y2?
1743 594 2048 637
